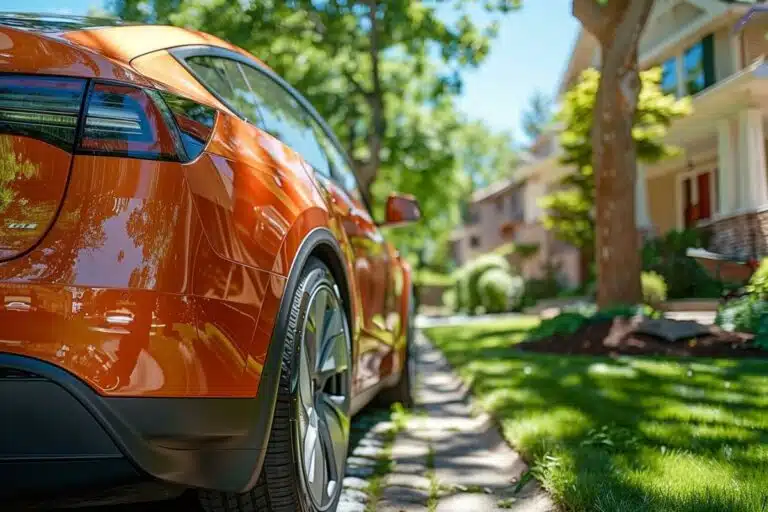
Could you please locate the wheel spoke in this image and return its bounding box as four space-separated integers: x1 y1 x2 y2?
319 393 348 484
317 310 349 386
298 340 314 414
312 289 328 368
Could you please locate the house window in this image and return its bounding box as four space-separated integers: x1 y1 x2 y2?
681 170 715 228
661 57 678 96
659 34 716 97
496 197 504 212
470 236 480 248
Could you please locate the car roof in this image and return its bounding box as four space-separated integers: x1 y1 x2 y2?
0 12 132 32
0 12 270 69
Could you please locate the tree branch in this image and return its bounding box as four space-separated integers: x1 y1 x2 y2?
572 0 606 37
342 69 369 97
602 0 655 73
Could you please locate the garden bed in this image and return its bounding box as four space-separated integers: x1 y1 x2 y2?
519 317 758 358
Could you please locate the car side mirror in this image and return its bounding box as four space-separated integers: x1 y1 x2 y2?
382 193 421 227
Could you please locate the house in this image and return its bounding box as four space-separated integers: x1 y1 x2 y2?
450 139 583 289
451 0 768 286
561 0 768 260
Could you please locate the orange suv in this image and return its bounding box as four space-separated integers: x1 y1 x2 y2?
0 12 419 512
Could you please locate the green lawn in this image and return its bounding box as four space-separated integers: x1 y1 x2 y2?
424 318 768 512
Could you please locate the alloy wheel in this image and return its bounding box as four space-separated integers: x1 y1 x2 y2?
293 284 351 511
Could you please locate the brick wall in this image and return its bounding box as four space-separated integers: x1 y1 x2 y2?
708 210 768 259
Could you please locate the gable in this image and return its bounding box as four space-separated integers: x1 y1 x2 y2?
639 1 709 56
556 0 740 97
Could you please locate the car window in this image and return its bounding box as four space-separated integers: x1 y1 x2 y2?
186 56 262 124
312 123 364 204
235 64 331 177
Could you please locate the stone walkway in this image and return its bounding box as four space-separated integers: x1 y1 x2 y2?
339 334 555 512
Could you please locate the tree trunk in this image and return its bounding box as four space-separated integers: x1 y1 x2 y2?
356 0 385 205
573 0 655 308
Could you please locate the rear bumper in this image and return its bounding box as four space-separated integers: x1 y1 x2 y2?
0 353 275 498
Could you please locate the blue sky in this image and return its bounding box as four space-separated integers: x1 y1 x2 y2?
3 0 579 143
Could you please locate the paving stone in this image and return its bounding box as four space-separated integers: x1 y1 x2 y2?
357 437 386 449
378 485 429 511
352 444 384 458
339 488 368 503
342 476 370 491
385 473 432 490
370 421 395 435
345 464 376 478
336 499 366 512
435 492 501 512
346 456 377 467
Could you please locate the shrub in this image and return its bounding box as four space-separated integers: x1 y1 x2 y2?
641 271 668 308
747 258 768 299
478 269 525 313
716 295 768 334
642 229 721 299
442 288 457 312
457 254 512 314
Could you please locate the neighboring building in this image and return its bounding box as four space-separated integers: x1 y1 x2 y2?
450 137 583 289
562 0 768 259
452 0 768 287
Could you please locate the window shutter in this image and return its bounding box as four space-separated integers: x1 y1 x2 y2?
703 33 716 88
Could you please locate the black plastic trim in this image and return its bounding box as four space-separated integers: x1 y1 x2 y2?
0 353 271 493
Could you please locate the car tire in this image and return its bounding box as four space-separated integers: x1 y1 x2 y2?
374 289 415 409
200 257 352 512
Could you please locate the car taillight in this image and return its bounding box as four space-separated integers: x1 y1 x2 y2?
0 75 87 151
0 74 217 162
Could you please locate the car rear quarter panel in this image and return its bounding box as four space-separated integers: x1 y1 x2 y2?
0 27 366 401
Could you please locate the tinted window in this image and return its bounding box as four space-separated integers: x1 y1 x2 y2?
311 123 363 203
186 56 261 124
159 91 217 160
237 65 330 176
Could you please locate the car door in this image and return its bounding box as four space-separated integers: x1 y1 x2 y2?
309 130 394 390
229 61 395 392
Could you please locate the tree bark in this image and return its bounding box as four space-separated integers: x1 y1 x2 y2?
573 0 655 307
356 0 385 205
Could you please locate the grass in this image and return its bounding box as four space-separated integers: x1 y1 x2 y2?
424 318 768 512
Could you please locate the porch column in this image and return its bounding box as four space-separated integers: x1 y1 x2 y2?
737 108 768 210
717 118 737 215
635 164 651 229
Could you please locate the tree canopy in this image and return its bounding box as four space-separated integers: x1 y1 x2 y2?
110 0 519 198
110 0 522 265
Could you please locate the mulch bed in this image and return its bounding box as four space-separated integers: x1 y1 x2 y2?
518 317 761 358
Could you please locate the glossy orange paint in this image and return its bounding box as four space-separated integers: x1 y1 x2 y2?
0 136 71 260
384 193 422 226
0 22 417 404
63 25 272 73
0 26 154 86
